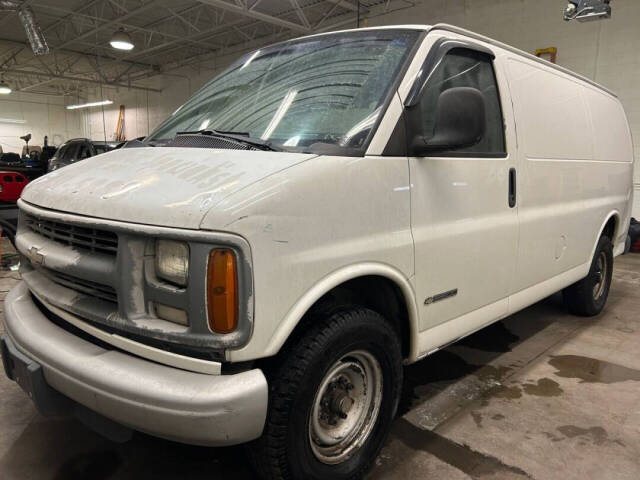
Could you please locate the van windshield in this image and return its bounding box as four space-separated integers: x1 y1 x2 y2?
146 29 419 154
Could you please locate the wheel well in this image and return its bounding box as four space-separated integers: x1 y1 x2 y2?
284 276 411 359
602 215 618 241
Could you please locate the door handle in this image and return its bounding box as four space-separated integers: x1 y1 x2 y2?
508 168 517 208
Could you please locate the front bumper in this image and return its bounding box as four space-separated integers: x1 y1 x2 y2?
1 282 268 446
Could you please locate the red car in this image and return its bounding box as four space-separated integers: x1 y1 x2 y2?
0 171 29 202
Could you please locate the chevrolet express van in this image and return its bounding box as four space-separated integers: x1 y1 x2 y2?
1 24 633 480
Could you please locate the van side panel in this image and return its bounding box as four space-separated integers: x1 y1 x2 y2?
582 86 635 249
506 57 633 294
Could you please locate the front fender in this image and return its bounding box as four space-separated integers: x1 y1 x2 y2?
262 262 420 362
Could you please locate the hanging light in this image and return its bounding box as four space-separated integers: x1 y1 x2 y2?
66 100 113 110
0 80 11 95
109 28 134 51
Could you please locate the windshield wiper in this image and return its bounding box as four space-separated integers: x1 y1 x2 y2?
176 129 282 151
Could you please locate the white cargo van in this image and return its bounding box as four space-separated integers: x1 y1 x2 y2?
1 24 633 480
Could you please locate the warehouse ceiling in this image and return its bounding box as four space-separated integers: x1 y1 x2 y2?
0 0 414 95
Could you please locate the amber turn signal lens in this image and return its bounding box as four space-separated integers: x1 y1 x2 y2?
207 249 238 334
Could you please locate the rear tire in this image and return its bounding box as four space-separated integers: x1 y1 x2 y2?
248 307 402 480
563 235 613 316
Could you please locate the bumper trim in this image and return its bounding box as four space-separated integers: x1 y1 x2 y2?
3 282 268 446
23 271 222 375
1 334 133 442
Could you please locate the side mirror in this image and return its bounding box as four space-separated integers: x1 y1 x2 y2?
411 87 486 156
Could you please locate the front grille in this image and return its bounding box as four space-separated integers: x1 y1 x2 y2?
38 267 117 303
24 213 118 255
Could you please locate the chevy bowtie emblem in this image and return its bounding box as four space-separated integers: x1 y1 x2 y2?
27 246 45 266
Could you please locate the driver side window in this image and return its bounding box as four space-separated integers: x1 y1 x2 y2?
419 48 506 156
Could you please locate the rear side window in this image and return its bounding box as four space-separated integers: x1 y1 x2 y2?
78 143 92 159
417 48 506 156
3 175 12 182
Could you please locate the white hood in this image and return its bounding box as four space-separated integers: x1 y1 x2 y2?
22 147 316 229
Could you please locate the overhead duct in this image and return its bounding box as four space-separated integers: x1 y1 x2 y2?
0 0 49 55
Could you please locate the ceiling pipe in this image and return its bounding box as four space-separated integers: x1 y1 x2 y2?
0 0 49 55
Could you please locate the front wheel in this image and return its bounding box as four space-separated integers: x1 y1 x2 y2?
249 307 402 480
563 235 613 316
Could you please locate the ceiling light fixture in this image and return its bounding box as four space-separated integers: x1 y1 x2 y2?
0 80 11 94
110 28 134 51
66 100 113 110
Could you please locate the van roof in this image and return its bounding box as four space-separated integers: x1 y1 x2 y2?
301 23 615 98
428 24 616 98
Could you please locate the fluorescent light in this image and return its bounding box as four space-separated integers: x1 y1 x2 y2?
0 81 11 94
66 100 113 110
110 29 134 51
0 118 26 124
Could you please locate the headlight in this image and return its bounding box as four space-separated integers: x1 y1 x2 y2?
156 240 189 287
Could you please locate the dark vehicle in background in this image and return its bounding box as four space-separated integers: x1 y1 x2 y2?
48 138 121 172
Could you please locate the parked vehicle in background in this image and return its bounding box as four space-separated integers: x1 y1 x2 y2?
1 24 634 480
0 171 29 245
47 138 121 172
0 172 29 203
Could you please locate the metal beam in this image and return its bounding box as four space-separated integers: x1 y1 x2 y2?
0 37 156 73
2 67 160 92
54 0 162 50
197 0 310 33
325 0 359 12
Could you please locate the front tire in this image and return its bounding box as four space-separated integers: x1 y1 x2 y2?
563 235 613 316
249 307 402 480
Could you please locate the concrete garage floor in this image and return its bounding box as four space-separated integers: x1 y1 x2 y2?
1 237 639 480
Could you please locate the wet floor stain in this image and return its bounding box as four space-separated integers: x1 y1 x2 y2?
480 376 564 407
377 418 531 478
491 385 523 400
522 378 563 397
549 355 640 384
556 425 625 448
399 322 522 415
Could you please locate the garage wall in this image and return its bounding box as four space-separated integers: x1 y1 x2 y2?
367 0 640 217
66 0 640 217
0 92 83 154
78 68 217 142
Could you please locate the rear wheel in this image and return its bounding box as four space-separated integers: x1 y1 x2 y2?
563 235 613 316
248 307 402 480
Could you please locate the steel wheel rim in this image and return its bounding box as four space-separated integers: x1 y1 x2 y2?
593 251 608 300
308 350 383 465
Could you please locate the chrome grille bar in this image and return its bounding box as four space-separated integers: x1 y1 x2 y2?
37 266 117 303
23 213 118 255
